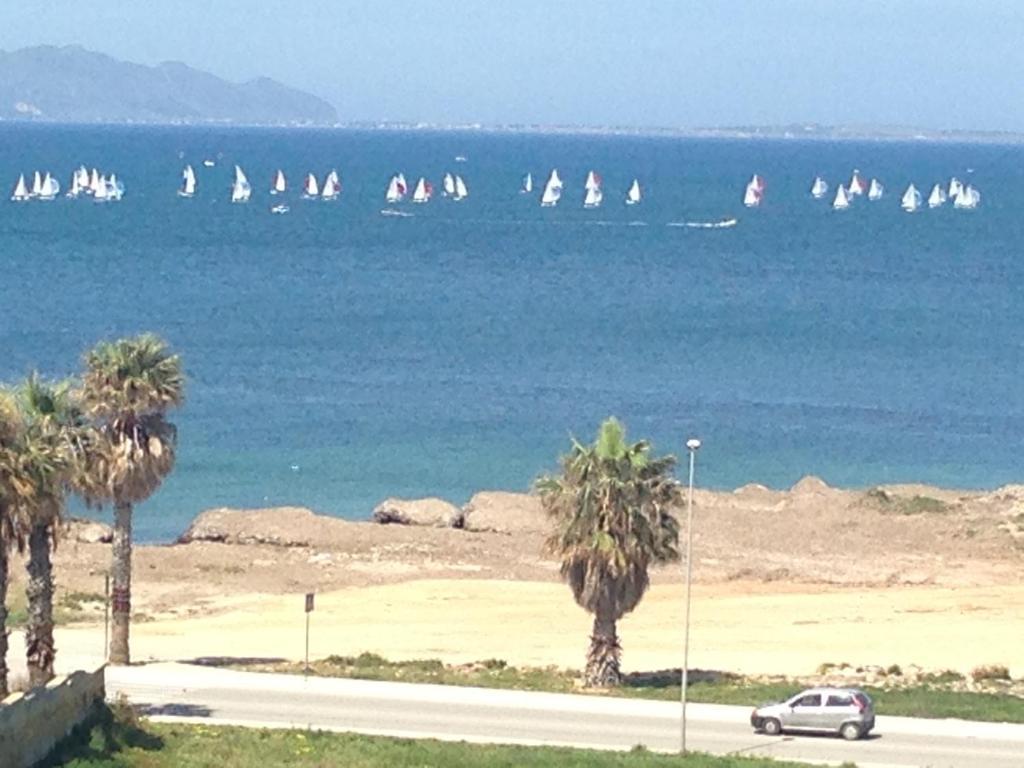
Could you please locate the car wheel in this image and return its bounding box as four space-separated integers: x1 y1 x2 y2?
762 718 782 736
840 722 861 741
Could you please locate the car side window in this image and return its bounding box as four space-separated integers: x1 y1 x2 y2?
826 694 852 707
794 694 821 707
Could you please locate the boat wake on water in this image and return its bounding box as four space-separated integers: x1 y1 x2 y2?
380 208 414 217
667 218 738 229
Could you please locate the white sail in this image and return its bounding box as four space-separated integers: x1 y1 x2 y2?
179 165 196 197
928 184 946 208
749 174 765 192
89 169 102 196
93 175 109 203
585 170 600 191
443 173 456 196
540 169 562 207
626 179 641 205
743 182 762 208
31 171 43 197
304 173 319 198
901 184 921 212
832 184 850 210
522 173 533 194
67 172 81 198
948 177 962 199
272 170 286 195
38 172 60 200
412 177 430 203
453 175 468 201
385 175 405 203
11 174 30 201
397 173 408 193
954 185 979 210
77 166 90 189
867 179 884 201
321 170 340 200
231 165 252 203
106 174 124 201
810 176 828 199
848 170 865 196
583 185 602 208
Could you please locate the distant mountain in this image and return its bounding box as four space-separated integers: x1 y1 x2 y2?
0 45 337 125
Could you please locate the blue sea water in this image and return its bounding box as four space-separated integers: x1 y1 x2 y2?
2 124 1023 542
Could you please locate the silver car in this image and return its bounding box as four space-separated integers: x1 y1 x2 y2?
750 687 875 740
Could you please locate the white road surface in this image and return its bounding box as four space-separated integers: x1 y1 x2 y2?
106 663 1024 768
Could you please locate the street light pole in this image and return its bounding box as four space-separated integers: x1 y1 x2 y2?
680 437 701 754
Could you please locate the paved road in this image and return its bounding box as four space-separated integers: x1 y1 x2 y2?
108 663 1024 768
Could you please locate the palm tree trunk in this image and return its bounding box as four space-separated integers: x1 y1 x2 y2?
26 522 56 686
0 544 9 699
109 499 133 665
584 612 622 687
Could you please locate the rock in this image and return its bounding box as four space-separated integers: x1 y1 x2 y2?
62 517 113 544
790 476 833 496
371 497 464 528
178 506 358 547
462 492 547 534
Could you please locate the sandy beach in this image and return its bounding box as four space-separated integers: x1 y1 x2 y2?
13 479 1024 679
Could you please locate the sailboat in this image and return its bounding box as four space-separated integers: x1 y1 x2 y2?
31 171 43 198
93 176 110 203
583 181 603 208
89 169 102 196
901 184 921 212
385 174 406 203
303 173 319 199
38 173 60 201
810 177 828 199
540 169 562 207
178 165 197 198
321 170 340 200
928 184 946 208
412 177 432 204
948 177 963 199
848 170 866 197
954 185 979 210
271 170 287 195
106 174 124 202
453 175 468 201
585 170 601 192
743 179 763 208
67 171 82 198
626 179 641 205
10 174 30 202
832 184 850 210
442 173 456 197
231 165 252 203
521 173 533 194
867 179 884 201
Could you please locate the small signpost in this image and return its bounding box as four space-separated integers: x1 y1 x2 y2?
304 592 315 675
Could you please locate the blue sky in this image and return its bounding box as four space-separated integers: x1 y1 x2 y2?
2 1 1022 130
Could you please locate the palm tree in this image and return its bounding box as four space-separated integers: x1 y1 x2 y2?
537 418 682 687
17 376 81 686
79 334 183 665
0 388 28 698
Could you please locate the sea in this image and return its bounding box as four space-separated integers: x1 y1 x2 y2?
1 123 1023 543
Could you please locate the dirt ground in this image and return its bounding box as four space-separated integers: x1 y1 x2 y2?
11 478 1024 678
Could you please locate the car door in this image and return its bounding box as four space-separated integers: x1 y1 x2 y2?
787 693 822 728
824 692 855 731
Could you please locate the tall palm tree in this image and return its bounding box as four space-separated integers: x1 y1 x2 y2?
17 376 80 686
0 388 28 698
537 418 682 687
79 334 183 665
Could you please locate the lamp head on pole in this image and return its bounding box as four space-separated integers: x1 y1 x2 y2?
686 438 701 452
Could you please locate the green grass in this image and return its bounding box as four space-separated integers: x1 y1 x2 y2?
3 588 103 628
236 654 1024 724
43 705 811 768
